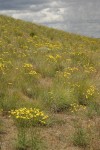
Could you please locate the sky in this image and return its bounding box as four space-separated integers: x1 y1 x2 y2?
0 0 100 38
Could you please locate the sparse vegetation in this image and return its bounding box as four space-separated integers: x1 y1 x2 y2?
72 126 89 147
0 15 100 150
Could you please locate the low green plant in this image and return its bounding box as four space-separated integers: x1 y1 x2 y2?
29 128 46 150
72 127 89 147
16 127 28 150
43 87 74 112
16 127 45 150
86 102 100 119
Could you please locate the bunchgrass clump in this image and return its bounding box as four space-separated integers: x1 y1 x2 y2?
15 128 45 150
73 127 89 147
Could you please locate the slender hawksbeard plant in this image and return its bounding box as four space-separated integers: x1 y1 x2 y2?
9 107 49 127
9 107 48 149
72 120 90 148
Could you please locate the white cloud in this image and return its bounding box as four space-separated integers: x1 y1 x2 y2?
37 8 64 23
0 0 100 37
0 1 65 24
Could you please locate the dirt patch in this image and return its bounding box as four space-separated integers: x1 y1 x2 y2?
39 77 52 88
0 113 100 150
0 116 17 150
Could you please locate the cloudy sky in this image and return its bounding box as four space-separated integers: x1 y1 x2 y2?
0 0 100 38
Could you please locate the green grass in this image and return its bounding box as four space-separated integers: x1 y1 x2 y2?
72 127 89 147
0 15 100 150
15 127 45 150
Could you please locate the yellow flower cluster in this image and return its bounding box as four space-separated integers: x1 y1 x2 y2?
70 103 86 113
67 67 79 72
23 63 37 76
0 62 5 71
63 67 78 78
27 35 62 50
48 54 61 62
86 85 95 99
84 65 96 73
56 54 61 59
28 70 37 75
0 58 12 74
48 55 56 62
72 83 80 88
63 72 71 78
10 107 48 125
23 63 33 69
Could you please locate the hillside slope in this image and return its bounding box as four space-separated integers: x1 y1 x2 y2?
0 15 100 150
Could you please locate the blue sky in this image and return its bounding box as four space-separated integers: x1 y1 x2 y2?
0 0 100 37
